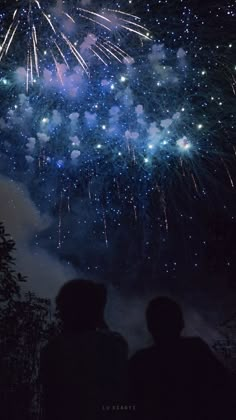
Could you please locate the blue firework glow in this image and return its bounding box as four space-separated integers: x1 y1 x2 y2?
0 0 235 278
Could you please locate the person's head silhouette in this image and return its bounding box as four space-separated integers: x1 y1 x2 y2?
146 296 184 342
56 279 107 332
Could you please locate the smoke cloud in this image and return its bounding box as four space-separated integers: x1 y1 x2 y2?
0 176 76 298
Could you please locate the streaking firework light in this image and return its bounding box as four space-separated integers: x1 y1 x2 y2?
0 0 150 90
0 0 235 275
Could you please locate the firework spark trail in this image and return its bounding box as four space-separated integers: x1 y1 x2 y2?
115 179 121 200
32 31 39 77
80 14 112 33
3 22 19 57
90 47 108 66
120 24 150 40
164 207 169 233
51 52 64 85
131 195 138 222
180 158 186 177
107 9 141 20
58 192 63 249
102 210 109 248
78 8 112 23
0 2 149 82
78 7 150 40
67 196 71 213
161 192 169 233
0 15 17 59
63 12 76 24
54 41 70 69
42 11 57 34
30 53 33 81
34 0 41 10
117 17 149 35
230 70 236 95
191 173 199 194
88 182 92 201
103 40 130 60
133 204 138 222
132 147 136 163
217 60 236 95
221 158 235 188
96 41 123 63
60 32 89 74
98 8 150 39
232 83 236 96
26 52 29 92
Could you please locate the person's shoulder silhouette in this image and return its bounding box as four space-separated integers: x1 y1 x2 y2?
129 296 233 420
40 279 128 420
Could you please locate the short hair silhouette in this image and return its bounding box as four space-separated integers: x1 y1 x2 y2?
146 296 184 341
56 279 107 331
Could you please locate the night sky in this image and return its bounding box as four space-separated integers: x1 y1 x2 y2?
0 0 235 350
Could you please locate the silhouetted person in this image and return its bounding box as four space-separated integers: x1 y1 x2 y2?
129 296 234 420
40 279 128 420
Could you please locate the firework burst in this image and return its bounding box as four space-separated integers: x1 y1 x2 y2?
0 0 235 273
0 0 150 90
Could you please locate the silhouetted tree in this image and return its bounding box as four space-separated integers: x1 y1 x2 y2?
0 222 57 419
0 221 26 302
